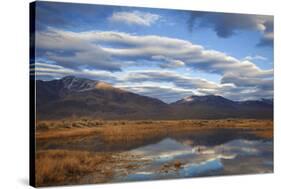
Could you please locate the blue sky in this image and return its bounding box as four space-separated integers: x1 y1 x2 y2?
33 1 274 103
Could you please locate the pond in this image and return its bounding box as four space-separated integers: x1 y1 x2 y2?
36 127 273 183
120 137 273 181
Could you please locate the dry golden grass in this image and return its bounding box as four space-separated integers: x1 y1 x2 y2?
36 127 102 140
102 119 273 143
35 150 114 186
36 119 273 141
36 119 105 130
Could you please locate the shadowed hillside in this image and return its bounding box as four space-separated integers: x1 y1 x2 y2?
36 76 273 120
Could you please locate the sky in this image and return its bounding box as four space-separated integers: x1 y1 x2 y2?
32 1 274 103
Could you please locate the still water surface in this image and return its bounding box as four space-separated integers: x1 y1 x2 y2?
122 137 272 181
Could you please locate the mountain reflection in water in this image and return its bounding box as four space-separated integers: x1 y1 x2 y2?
124 137 273 181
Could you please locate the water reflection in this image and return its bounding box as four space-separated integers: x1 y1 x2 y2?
36 128 267 152
124 137 273 181
36 128 273 182
180 159 224 177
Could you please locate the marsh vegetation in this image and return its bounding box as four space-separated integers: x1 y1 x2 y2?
35 119 273 186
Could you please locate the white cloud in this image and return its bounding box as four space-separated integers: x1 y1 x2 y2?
120 70 222 90
115 83 194 103
221 73 273 90
109 11 160 26
84 30 271 79
152 55 185 68
243 55 267 61
33 62 117 82
35 29 122 71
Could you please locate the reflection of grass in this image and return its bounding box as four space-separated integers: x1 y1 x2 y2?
36 150 113 186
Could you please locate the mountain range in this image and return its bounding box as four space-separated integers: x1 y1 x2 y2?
35 76 273 120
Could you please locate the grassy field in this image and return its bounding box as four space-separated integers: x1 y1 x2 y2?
36 150 112 186
36 119 273 140
35 119 273 186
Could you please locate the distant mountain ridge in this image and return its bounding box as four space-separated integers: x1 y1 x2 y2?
35 76 273 120
170 94 272 119
172 95 237 106
36 76 170 120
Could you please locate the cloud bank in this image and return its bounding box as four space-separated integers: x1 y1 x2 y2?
109 11 161 26
34 27 273 102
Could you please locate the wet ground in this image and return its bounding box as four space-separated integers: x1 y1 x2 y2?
37 127 273 183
